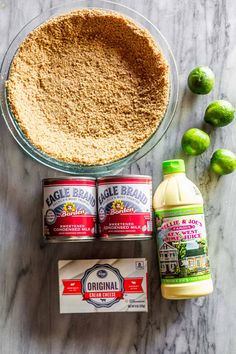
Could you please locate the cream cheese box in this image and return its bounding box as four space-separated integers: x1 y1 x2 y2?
58 258 148 313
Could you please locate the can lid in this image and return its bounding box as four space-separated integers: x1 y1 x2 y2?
97 175 152 181
162 159 185 175
42 177 96 182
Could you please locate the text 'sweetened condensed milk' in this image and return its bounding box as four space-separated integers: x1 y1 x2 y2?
43 178 96 242
97 176 153 240
58 258 148 313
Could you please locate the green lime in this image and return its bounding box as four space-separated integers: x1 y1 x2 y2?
204 100 235 127
181 128 210 155
188 66 215 94
210 149 236 175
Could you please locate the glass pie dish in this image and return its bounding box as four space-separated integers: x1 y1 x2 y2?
0 0 178 176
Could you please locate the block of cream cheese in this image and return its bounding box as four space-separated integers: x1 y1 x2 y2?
58 258 148 313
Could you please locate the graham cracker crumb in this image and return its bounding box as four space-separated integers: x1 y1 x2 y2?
7 9 169 165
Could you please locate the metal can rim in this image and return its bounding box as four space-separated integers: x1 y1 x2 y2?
42 177 96 183
97 175 152 181
99 234 153 240
44 236 96 242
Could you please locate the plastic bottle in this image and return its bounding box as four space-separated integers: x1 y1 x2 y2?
153 159 213 299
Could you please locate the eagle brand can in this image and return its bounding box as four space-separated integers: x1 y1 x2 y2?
97 175 153 240
43 178 97 242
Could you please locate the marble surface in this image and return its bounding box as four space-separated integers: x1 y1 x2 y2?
0 0 236 353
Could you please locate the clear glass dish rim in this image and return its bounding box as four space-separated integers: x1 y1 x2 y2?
0 0 179 176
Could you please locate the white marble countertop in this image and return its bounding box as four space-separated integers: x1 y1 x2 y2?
1 0 236 353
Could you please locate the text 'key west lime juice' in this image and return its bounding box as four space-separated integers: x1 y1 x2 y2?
153 160 213 299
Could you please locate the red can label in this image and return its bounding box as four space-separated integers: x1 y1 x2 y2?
43 179 96 239
97 177 152 238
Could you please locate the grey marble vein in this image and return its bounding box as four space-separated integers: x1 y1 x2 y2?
0 0 236 353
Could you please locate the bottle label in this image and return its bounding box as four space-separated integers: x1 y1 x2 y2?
155 206 211 284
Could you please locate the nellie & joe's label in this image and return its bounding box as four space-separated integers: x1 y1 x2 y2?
155 206 212 285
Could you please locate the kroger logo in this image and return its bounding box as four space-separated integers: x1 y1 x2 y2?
82 264 124 308
97 270 108 278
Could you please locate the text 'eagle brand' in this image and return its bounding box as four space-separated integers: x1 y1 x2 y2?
46 187 96 208
98 186 148 205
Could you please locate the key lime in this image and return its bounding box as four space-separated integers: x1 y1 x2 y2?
181 128 210 155
188 66 215 94
204 100 235 127
210 149 236 175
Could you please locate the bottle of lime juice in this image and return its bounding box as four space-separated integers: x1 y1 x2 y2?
153 159 213 299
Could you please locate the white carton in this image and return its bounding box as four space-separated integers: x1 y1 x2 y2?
58 258 148 313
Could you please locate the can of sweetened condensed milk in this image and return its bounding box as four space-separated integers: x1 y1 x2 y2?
43 178 97 242
97 175 153 240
